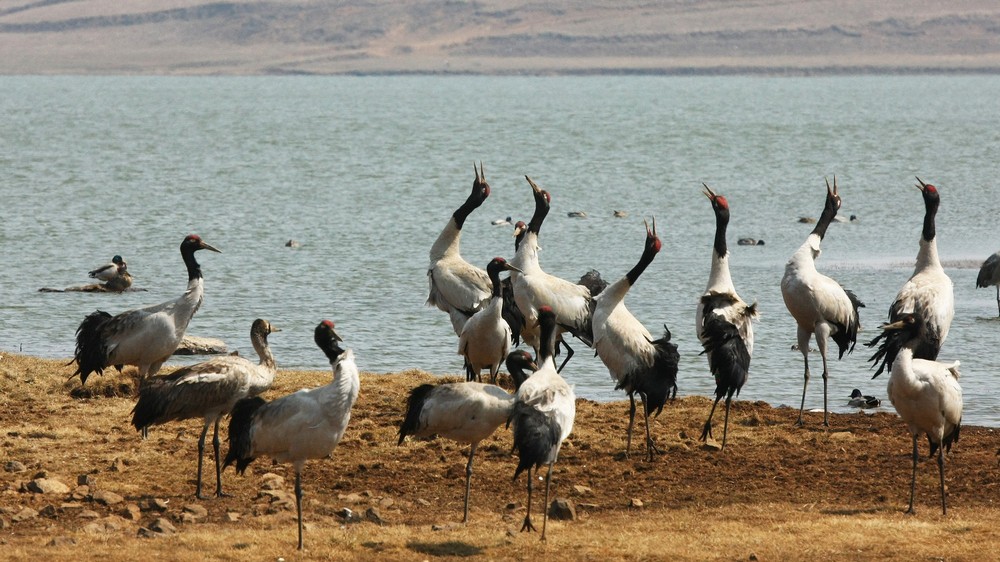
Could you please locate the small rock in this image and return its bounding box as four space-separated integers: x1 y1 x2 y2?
79 510 101 519
364 507 385 526
92 490 124 506
77 474 96 487
505 502 518 510
701 440 723 451
39 505 57 518
572 485 593 496
149 517 177 535
261 490 295 511
110 458 126 473
260 478 284 491
226 512 241 523
749 553 759 561
27 478 70 495
577 503 599 510
0 518 10 530
183 504 208 519
416 498 431 507
829 431 854 440
432 522 462 532
60 502 83 511
46 537 76 547
33 470 48 479
4 461 26 473
260 473 285 486
338 492 364 504
138 498 169 512
548 498 576 521
629 498 644 508
12 507 38 522
72 485 90 500
174 335 228 356
378 497 394 509
121 504 142 521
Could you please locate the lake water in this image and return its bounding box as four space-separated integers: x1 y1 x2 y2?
2 75 1000 426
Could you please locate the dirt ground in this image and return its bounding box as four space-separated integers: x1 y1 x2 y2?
2 353 1000 561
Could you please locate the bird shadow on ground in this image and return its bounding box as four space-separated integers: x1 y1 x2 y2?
407 540 484 557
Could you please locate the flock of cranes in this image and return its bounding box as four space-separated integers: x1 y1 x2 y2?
62 166 994 548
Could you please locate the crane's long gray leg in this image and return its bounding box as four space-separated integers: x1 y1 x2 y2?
520 467 536 532
701 395 722 443
907 434 918 515
295 471 304 550
463 442 478 523
540 462 554 542
795 327 811 427
814 323 832 427
721 394 733 451
640 394 660 460
995 285 999 317
195 421 210 499
556 339 574 373
625 394 637 458
938 444 947 515
212 417 229 497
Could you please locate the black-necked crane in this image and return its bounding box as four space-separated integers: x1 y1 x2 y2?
592 219 679 460
696 185 757 450
427 163 493 336
868 178 953 374
89 255 126 282
458 256 522 383
780 179 864 426
509 305 575 541
868 313 962 515
505 349 539 384
397 356 532 524
225 320 359 551
976 250 1000 316
510 176 595 372
131 319 280 499
70 234 221 384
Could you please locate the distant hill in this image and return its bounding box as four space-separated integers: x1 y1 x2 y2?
2 0 1000 75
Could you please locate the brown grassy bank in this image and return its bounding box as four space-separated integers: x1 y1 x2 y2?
1 352 1000 561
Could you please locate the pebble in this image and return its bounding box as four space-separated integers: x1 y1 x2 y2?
138 498 169 512
572 485 593 496
12 507 38 522
78 510 100 519
183 504 208 518
4 461 26 473
149 517 177 535
548 498 576 521
92 490 124 506
226 512 241 523
629 498 644 508
39 505 57 518
72 485 90 500
27 478 70 495
121 504 142 521
77 474 96 487
364 507 385 526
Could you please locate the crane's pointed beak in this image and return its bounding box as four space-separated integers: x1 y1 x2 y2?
199 241 222 254
914 176 928 192
702 183 716 200
504 262 523 274
880 319 908 331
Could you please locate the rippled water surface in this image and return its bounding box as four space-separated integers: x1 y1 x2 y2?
2 75 1000 425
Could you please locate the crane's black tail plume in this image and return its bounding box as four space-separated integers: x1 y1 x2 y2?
130 376 176 432
831 288 865 359
398 383 435 445
500 277 524 346
510 402 560 481
224 396 267 474
70 310 112 384
699 316 750 400
619 325 680 416
865 317 911 379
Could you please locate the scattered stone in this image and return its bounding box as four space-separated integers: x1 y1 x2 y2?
183 504 208 518
174 335 228 356
121 504 142 521
0 518 11 530
260 473 285 486
78 510 101 519
260 478 284 491
338 492 364 504
4 461 26 473
364 507 385 526
33 470 48 479
548 498 576 521
27 478 70 495
572 485 593 496
46 537 77 547
138 498 169 512
149 517 177 535
77 474 96 488
432 522 462 532
629 498 644 508
416 498 431 507
72 486 90 500
701 440 723 451
829 431 854 441
749 553 759 561
60 502 83 511
39 505 57 518
261 490 295 511
505 502 518 510
577 503 599 510
378 497 394 509
110 458 126 473
92 490 123 506
226 512 241 523
12 507 38 522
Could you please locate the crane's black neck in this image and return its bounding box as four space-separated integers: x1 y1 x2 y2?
922 193 939 242
317 338 345 364
528 192 550 235
487 261 505 297
452 195 481 230
713 206 730 258
537 312 558 365
181 246 203 281
811 198 839 240
625 242 658 286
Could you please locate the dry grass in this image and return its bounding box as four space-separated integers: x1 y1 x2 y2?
2 352 1000 561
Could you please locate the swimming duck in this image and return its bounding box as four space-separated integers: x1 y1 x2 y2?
492 216 512 226
89 255 126 282
848 388 880 408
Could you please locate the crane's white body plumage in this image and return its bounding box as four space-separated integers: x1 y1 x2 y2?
427 220 491 335
696 252 755 358
887 352 962 448
891 237 954 352
457 257 518 382
405 382 515 444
